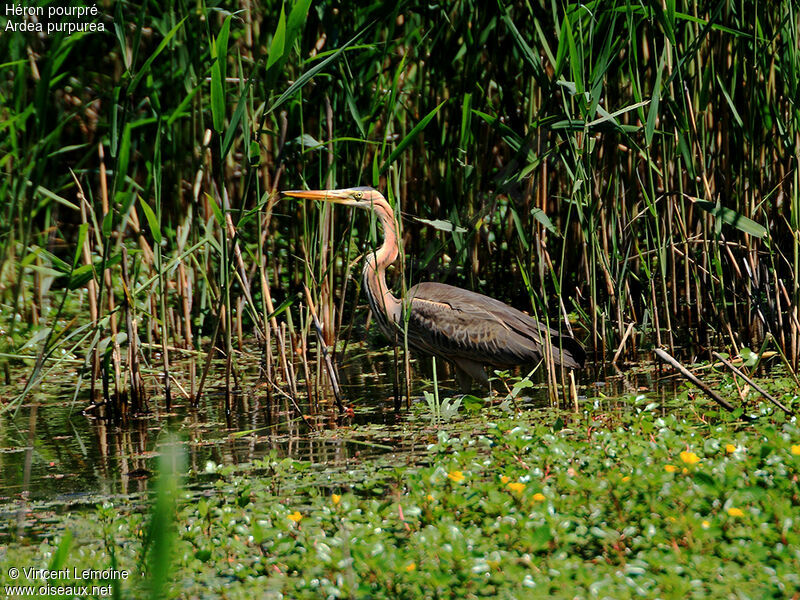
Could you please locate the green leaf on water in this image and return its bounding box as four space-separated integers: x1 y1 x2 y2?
195 549 212 563
530 524 553 550
693 471 718 490
740 347 758 368
462 395 484 413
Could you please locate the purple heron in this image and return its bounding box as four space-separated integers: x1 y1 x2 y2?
283 187 585 391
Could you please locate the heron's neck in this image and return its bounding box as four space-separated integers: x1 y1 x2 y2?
363 201 402 331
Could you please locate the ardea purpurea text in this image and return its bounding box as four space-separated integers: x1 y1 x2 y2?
283 187 585 391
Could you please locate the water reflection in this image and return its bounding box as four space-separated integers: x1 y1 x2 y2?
0 344 674 540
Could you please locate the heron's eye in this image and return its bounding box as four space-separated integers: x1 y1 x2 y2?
354 191 363 199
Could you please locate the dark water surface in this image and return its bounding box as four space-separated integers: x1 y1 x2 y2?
0 345 675 540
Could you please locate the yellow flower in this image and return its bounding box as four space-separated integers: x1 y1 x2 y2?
621 476 630 482
791 445 800 456
447 470 465 483
500 475 510 484
426 494 434 501
725 444 736 454
664 464 678 473
727 507 744 518
288 511 303 523
331 494 341 505
701 520 710 529
506 482 526 494
532 492 546 502
680 451 701 465
405 562 416 572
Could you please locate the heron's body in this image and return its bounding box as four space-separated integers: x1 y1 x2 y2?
404 282 584 389
283 186 585 391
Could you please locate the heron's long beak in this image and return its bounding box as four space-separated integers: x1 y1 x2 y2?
282 189 356 205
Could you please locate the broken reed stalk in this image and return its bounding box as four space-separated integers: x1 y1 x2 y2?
303 285 345 413
654 349 737 413
711 352 794 416
268 379 315 431
612 322 635 365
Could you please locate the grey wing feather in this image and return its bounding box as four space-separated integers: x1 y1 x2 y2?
405 282 585 369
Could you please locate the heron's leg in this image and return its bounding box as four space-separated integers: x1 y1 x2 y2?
454 367 472 393
453 359 489 393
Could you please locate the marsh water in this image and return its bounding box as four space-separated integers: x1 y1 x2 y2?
0 344 678 541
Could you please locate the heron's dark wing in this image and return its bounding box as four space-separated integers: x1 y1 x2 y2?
405 282 585 369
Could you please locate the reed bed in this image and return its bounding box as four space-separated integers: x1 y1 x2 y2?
0 0 798 415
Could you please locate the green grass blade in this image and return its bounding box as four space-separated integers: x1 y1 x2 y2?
267 27 369 115
128 17 187 95
211 16 232 133
265 3 287 86
140 196 162 244
380 100 447 174
694 200 767 239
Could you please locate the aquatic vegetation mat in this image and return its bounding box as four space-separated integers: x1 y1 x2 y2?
3 402 800 598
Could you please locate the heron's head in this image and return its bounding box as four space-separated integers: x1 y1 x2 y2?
282 186 385 209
